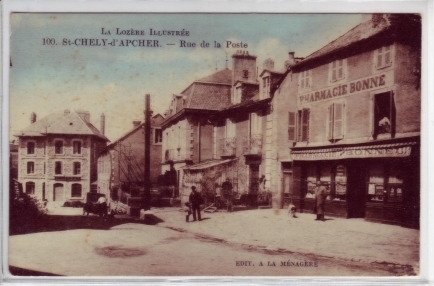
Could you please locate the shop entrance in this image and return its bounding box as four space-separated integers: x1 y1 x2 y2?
249 164 259 193
347 165 367 218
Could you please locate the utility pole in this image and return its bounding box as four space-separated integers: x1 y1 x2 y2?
143 94 151 210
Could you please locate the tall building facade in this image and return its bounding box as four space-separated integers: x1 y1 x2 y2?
15 110 108 203
274 14 421 227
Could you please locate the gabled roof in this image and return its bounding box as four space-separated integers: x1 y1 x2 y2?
188 82 231 110
105 122 144 149
15 110 108 141
293 14 393 69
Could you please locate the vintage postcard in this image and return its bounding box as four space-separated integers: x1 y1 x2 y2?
3 7 427 281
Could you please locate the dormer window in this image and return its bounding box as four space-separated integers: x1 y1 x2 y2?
27 142 35 154
232 87 242 104
329 59 346 83
299 70 312 90
55 140 63 154
375 45 392 69
262 76 270 99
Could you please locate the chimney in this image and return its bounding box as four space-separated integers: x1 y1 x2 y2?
232 50 257 84
285 52 296 70
64 109 70 116
30 112 37 124
133 121 141 128
263 58 275 71
76 109 90 122
372 13 385 28
100 113 105 135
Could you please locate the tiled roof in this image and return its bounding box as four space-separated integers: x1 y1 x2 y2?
188 83 231 110
16 110 108 140
196 68 232 84
294 15 391 68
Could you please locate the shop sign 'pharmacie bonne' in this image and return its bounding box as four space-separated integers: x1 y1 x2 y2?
298 71 393 106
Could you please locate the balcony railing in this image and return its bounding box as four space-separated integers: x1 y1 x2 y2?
164 149 180 162
219 137 236 157
242 134 262 155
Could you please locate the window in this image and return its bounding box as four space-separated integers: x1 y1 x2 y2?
243 70 248 79
376 45 392 69
25 182 35 195
333 165 347 201
55 161 62 175
71 184 82 197
27 162 35 174
232 87 242 104
27 142 35 154
250 113 261 135
44 162 46 174
368 165 384 202
73 162 81 175
55 140 63 154
154 129 162 144
288 112 296 141
329 59 346 82
297 108 310 142
373 91 394 137
299 70 312 90
73 141 82 154
328 103 345 141
226 119 236 138
262 76 270 98
387 165 403 203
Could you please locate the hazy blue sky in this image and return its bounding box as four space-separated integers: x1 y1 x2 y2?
10 13 368 141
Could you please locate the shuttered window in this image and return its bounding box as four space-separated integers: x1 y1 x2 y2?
297 108 310 142
328 103 345 141
288 112 296 141
330 59 346 82
376 45 392 69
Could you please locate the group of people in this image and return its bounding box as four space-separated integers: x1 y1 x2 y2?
184 179 328 223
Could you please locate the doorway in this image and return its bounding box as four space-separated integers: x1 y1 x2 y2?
282 171 293 208
249 165 260 193
347 165 367 218
53 183 63 201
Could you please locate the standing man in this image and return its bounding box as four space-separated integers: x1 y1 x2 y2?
189 186 202 221
315 181 327 221
222 178 233 212
164 160 178 197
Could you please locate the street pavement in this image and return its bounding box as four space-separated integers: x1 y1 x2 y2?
7 203 419 277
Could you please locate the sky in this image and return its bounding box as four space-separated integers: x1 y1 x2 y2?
9 13 369 142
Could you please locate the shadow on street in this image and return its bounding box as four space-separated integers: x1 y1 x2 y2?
9 212 165 236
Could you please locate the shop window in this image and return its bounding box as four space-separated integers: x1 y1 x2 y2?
305 165 317 199
329 59 346 83
73 141 82 154
262 76 270 98
71 184 82 197
288 112 296 141
367 165 384 202
27 142 35 154
320 165 332 200
25 181 35 195
55 161 62 175
27 162 35 174
299 70 311 90
387 165 403 203
297 109 310 142
375 45 392 69
73 162 81 175
55 140 63 154
327 102 345 141
333 165 347 201
373 91 394 137
154 129 162 144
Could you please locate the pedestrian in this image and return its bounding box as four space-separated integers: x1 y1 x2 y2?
185 202 192 222
222 178 233 212
315 181 327 221
288 202 297 218
189 186 202 221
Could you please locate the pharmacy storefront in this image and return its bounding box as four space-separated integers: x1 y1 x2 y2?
290 137 419 228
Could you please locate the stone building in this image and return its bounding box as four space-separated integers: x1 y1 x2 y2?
273 14 421 227
97 114 164 203
15 109 108 203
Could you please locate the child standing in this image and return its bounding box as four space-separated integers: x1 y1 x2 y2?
185 202 192 222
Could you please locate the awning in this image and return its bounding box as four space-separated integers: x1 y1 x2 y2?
181 159 235 170
291 142 417 161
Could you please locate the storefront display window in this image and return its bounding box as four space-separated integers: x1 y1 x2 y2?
305 165 316 199
368 165 384 202
333 164 346 201
387 165 403 203
320 165 332 200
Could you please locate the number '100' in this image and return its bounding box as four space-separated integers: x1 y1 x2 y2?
43 38 56 45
